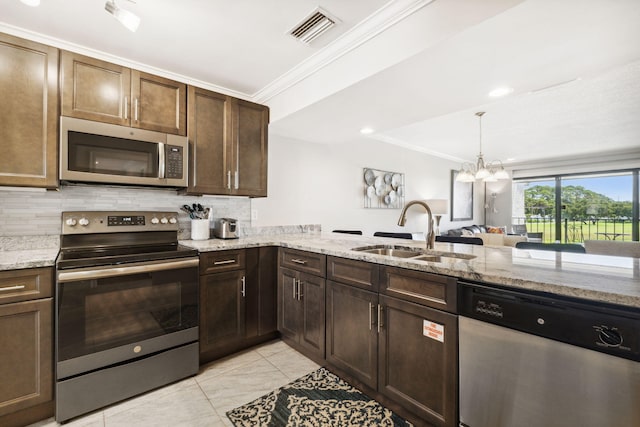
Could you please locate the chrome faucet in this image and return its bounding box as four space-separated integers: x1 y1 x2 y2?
397 200 435 249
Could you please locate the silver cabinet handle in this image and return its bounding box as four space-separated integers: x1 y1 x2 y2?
234 170 239 190
241 276 246 297
297 279 303 300
0 285 26 292
58 258 199 282
292 277 297 299
227 171 231 189
134 97 139 121
377 304 384 333
124 96 128 120
291 258 307 265
213 259 236 265
369 302 373 331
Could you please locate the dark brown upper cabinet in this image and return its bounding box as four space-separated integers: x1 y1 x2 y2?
0 33 58 189
60 51 186 136
186 86 268 197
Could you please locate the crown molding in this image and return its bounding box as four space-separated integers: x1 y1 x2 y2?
252 0 434 103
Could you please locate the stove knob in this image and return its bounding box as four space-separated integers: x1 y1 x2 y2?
78 217 90 226
169 217 177 224
150 217 160 225
598 327 623 347
160 217 169 224
65 218 77 226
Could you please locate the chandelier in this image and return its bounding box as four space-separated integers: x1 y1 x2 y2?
455 112 509 182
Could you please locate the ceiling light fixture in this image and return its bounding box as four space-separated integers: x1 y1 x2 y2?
20 0 40 6
105 0 140 32
488 86 513 98
456 112 509 183
360 127 374 135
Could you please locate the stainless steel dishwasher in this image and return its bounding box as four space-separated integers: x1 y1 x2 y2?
458 282 640 427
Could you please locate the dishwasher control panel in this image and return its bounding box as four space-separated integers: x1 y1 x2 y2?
459 282 639 362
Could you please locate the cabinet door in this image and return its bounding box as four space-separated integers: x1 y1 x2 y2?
61 51 130 126
378 295 458 427
131 70 186 135
245 247 277 338
0 298 52 417
186 86 231 195
199 270 246 355
326 281 378 389
298 272 325 358
0 34 58 188
277 268 301 341
231 98 269 197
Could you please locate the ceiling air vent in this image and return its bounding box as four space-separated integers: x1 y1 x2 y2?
289 8 339 45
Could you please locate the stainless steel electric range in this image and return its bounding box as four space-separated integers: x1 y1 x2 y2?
55 211 199 422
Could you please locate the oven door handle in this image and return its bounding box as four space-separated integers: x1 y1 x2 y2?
57 258 199 283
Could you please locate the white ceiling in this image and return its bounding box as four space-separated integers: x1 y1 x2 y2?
2 0 640 165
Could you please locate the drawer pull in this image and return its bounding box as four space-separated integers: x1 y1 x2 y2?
290 258 307 265
0 285 26 292
213 259 236 266
241 276 246 297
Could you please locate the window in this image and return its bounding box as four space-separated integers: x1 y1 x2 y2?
513 170 639 242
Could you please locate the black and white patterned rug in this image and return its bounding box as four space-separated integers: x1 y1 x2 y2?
226 367 413 426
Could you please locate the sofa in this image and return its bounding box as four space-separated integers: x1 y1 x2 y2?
441 224 527 247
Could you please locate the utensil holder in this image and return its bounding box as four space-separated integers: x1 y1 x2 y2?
191 219 210 240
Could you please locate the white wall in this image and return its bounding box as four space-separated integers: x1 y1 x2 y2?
252 134 485 236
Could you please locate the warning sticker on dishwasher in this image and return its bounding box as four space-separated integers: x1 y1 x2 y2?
423 320 444 342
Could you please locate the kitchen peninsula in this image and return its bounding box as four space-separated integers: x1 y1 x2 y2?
3 232 638 307
180 232 640 308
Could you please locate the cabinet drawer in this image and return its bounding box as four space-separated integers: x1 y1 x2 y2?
200 250 245 275
0 267 53 305
327 256 379 291
380 266 457 313
280 248 326 277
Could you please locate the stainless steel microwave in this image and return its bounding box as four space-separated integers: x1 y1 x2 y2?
60 116 188 187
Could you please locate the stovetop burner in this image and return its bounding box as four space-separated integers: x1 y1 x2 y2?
58 211 198 269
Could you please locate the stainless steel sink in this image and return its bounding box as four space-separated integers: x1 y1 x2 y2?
351 245 476 263
356 247 421 258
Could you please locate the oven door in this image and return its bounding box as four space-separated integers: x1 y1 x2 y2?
56 258 199 380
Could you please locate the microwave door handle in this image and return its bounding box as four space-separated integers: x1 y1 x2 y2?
158 142 166 179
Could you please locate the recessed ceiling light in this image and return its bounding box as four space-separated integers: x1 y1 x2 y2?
20 0 40 6
488 87 514 98
360 127 374 135
506 158 516 162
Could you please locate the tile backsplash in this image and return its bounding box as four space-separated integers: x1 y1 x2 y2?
0 184 251 236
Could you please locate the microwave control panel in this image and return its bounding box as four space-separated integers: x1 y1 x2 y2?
166 145 183 179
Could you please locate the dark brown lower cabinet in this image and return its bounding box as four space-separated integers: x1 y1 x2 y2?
325 257 458 427
0 298 53 426
278 267 325 361
325 281 378 389
200 269 246 354
199 248 278 363
378 295 458 426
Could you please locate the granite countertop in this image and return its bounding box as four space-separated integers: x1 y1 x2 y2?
0 236 59 271
2 232 638 309
181 232 640 309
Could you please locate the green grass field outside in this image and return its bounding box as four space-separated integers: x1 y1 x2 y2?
524 220 635 243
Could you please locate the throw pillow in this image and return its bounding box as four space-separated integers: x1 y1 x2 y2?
461 229 475 237
487 226 506 234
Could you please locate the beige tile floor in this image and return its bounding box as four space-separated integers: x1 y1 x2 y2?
31 340 320 427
